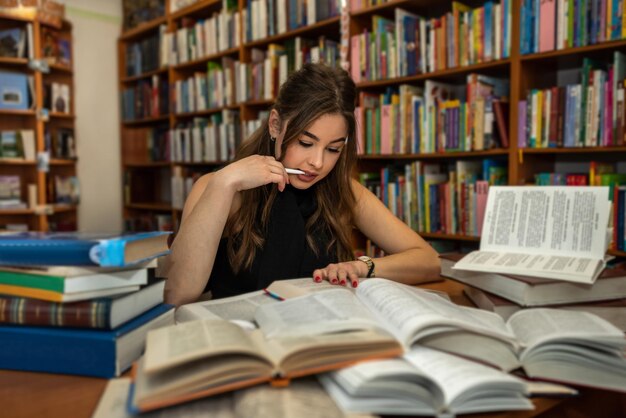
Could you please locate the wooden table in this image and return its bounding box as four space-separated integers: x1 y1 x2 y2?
1 279 624 418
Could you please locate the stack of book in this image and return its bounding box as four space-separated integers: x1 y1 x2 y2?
441 185 626 332
441 253 626 332
0 231 175 377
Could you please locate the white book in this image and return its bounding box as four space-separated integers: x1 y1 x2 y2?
453 186 612 284
320 346 532 416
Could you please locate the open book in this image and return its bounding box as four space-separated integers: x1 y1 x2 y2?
319 346 533 416
453 186 611 284
252 278 626 392
129 318 401 412
175 277 450 326
98 377 373 418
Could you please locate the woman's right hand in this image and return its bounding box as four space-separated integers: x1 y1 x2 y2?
214 155 290 192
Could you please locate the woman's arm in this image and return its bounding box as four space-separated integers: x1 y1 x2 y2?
164 155 290 306
313 179 440 286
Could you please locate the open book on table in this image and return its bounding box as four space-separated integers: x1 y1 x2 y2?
129 317 402 412
453 186 612 284
319 346 533 417
253 278 626 392
175 277 450 327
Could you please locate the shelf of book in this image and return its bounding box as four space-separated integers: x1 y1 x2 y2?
1 10 77 232
116 0 626 255
243 16 341 48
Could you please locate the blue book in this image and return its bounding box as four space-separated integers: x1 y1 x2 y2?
0 231 171 267
0 303 174 378
0 70 29 110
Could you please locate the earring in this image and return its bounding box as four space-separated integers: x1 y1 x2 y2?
270 136 276 142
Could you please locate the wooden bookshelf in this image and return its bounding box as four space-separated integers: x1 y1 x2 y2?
117 0 626 254
1 13 77 232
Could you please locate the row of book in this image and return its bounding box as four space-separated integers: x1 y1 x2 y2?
171 36 338 114
351 2 512 83
521 0 626 54
518 53 626 149
164 7 240 67
0 231 174 378
361 159 507 236
125 30 162 77
356 75 509 155
121 75 170 121
170 111 241 164
244 0 340 43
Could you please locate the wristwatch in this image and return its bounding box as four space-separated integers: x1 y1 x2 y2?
357 256 376 278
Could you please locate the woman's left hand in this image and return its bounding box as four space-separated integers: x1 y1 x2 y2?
312 261 368 288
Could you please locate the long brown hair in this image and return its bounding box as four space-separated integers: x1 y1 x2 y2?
226 63 358 273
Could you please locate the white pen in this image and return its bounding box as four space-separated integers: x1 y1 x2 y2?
285 168 306 175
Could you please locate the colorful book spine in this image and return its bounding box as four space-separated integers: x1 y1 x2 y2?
1 295 125 329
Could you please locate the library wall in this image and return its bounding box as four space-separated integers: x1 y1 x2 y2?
65 0 124 232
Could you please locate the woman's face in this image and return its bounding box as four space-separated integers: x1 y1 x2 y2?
276 113 348 189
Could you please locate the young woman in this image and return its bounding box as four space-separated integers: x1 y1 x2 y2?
164 63 440 306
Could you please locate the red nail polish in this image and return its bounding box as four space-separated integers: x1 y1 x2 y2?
352 280 358 288
340 279 346 286
331 278 338 284
314 276 322 283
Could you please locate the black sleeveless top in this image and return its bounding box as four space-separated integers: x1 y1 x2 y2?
206 186 338 299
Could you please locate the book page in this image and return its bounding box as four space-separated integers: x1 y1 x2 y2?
254 288 381 339
507 308 626 350
405 347 530 409
91 378 235 418
266 277 347 299
234 378 373 418
355 279 515 347
175 290 277 324
143 320 268 373
452 250 605 283
480 186 610 258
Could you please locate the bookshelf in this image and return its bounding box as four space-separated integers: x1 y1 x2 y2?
117 0 626 258
0 10 77 232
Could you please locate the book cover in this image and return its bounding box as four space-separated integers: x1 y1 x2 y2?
0 303 174 378
0 231 171 267
0 70 29 110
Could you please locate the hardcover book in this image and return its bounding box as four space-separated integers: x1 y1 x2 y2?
464 285 626 332
452 186 611 284
0 303 174 378
0 231 171 267
441 253 626 306
0 277 165 329
0 263 151 302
